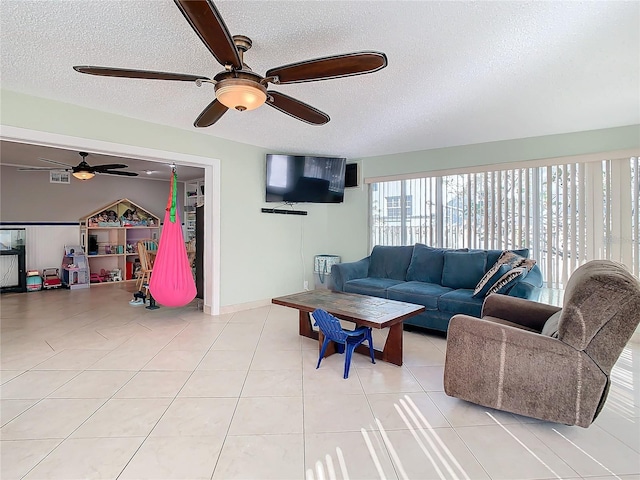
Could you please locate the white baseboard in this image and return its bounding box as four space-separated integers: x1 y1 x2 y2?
220 298 272 315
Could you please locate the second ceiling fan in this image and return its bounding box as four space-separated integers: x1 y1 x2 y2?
73 0 387 127
18 152 139 180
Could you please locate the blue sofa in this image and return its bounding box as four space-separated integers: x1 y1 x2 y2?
330 244 543 332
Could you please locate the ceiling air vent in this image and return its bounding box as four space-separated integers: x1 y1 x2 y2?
49 170 70 184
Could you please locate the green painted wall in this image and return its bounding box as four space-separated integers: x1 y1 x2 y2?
360 125 640 178
0 89 337 306
327 125 640 263
2 89 638 306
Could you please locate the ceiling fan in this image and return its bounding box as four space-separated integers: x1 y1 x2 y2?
73 0 388 127
18 152 139 180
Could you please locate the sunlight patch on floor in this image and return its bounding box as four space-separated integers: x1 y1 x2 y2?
608 347 637 417
305 447 350 480
552 428 622 480
486 412 561 479
401 395 470 480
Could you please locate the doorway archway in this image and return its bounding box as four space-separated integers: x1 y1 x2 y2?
0 125 221 315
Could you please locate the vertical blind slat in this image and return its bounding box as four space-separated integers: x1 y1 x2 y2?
562 165 568 284
496 172 501 248
510 169 515 250
580 163 586 265
523 168 527 249
517 169 522 248
631 157 640 276
604 160 610 259
484 174 489 250
569 164 576 275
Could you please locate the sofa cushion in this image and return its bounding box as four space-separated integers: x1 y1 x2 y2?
438 289 484 317
487 266 529 295
344 277 405 297
406 244 448 284
509 264 543 299
368 245 414 281
484 248 530 268
387 281 453 310
441 251 488 289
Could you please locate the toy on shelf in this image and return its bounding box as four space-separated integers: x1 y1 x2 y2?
80 199 160 287
42 268 62 289
88 209 120 227
86 201 157 228
111 268 123 282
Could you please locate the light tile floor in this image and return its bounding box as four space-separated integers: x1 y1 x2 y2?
1 284 639 480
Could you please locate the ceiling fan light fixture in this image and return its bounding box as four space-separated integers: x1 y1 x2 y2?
215 78 267 111
72 170 95 180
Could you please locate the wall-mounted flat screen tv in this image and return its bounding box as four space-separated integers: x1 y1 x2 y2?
265 154 346 203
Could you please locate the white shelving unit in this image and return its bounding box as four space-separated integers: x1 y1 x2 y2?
80 198 160 284
184 179 204 241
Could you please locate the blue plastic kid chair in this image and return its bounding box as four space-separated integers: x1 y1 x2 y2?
311 309 375 379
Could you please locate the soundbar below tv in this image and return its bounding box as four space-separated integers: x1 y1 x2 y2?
265 154 346 203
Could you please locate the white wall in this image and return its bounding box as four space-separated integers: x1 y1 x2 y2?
0 164 175 222
0 164 183 274
0 225 77 275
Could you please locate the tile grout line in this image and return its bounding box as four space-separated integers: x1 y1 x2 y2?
205 307 267 480
114 311 232 479
9 305 194 479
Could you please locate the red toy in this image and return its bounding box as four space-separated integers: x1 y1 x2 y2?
42 268 62 289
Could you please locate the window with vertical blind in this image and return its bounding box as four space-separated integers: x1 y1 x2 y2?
370 156 639 287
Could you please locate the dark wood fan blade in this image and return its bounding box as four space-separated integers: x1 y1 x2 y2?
194 99 228 127
174 0 242 70
96 170 139 177
18 167 70 172
39 158 74 168
73 66 208 82
266 51 387 84
92 164 128 171
266 91 329 125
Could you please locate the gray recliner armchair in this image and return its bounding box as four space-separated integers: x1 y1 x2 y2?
444 260 640 427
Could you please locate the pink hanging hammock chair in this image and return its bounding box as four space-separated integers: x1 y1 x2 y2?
149 169 197 307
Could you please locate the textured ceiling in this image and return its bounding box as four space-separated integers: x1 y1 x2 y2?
1 0 639 163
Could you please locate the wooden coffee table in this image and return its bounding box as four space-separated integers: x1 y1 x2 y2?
272 289 425 366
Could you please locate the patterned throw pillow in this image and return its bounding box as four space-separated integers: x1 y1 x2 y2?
520 258 537 272
498 251 527 268
472 250 527 298
473 263 511 298
487 266 529 295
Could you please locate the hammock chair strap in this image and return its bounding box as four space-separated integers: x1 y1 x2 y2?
165 170 178 223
